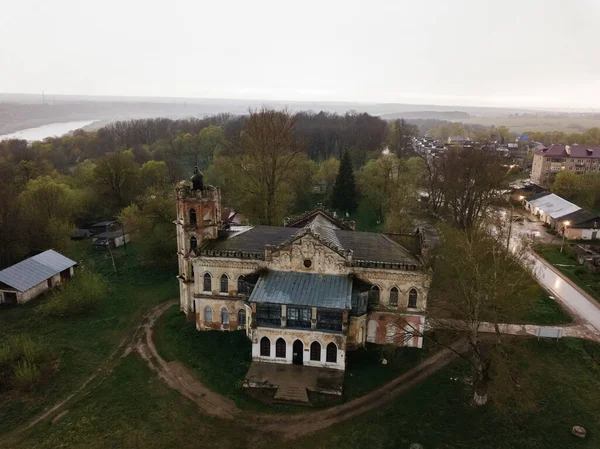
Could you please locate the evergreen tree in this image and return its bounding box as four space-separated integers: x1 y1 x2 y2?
331 149 358 214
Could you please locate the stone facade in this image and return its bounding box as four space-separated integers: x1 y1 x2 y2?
175 172 431 373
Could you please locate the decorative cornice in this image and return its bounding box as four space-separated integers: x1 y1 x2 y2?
192 259 262 269
198 249 264 260
272 227 347 259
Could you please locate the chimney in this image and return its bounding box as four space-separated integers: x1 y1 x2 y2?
265 244 272 261
565 145 571 156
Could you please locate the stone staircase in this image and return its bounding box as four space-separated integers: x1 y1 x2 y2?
273 384 309 405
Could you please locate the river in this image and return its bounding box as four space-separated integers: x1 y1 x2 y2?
0 120 98 142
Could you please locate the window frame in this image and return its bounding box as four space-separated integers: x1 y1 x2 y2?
221 308 229 325
260 337 270 357
204 306 213 323
326 342 337 363
275 338 286 358
203 273 212 292
389 287 399 307
408 288 418 308
220 274 229 293
310 341 321 361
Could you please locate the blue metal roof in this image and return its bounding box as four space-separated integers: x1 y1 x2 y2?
0 250 76 292
249 271 352 310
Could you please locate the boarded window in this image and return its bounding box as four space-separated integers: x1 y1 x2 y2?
326 343 337 363
260 337 270 356
220 274 228 293
389 287 399 307
204 306 213 323
310 342 321 361
221 308 229 324
203 273 212 292
275 338 286 358
190 236 198 251
408 288 418 308
189 208 197 225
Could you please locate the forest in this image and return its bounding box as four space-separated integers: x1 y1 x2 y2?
0 110 424 269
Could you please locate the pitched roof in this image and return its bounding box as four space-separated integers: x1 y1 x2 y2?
527 193 580 219
534 144 600 159
249 271 352 310
558 209 600 228
287 206 354 230
0 250 76 292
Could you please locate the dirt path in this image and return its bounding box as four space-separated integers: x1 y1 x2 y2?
136 302 464 439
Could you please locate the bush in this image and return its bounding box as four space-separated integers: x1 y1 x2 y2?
0 334 51 391
37 271 109 317
13 360 41 390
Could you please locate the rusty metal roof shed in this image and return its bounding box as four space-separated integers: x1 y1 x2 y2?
249 271 352 310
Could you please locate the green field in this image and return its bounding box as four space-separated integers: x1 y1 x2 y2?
0 241 178 436
535 244 600 303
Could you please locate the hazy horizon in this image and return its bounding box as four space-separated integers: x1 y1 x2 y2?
2 0 600 109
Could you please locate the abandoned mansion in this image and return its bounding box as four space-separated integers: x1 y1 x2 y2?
176 169 430 372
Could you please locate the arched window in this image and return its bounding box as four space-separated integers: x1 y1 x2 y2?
408 288 418 308
310 342 321 361
237 276 246 295
220 274 229 293
369 285 380 305
326 342 337 363
238 309 246 329
260 337 270 357
221 308 229 325
190 236 198 251
189 208 197 226
203 273 212 292
204 306 213 323
389 287 399 307
275 338 286 358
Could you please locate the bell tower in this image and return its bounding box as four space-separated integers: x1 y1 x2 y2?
175 167 222 315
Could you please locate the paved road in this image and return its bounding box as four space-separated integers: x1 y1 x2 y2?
531 254 600 333
508 212 600 333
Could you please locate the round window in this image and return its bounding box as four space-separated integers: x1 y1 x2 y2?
303 259 312 268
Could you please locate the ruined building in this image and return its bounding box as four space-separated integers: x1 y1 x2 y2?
176 168 431 373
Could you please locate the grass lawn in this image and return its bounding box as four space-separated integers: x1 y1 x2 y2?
521 286 573 325
9 337 600 449
0 241 178 435
154 305 435 409
535 243 600 303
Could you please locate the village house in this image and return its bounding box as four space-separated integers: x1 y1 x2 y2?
175 167 431 384
0 250 76 305
531 144 600 187
90 220 131 248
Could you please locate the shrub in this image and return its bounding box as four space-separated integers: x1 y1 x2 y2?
13 360 41 390
37 271 109 317
0 334 51 390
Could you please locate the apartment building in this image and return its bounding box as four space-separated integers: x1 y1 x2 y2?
531 144 600 187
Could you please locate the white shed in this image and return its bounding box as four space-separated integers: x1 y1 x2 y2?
0 250 77 305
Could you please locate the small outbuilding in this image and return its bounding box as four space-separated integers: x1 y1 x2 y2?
0 250 77 305
92 231 130 249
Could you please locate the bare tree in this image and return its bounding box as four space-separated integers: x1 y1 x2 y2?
394 219 536 406
423 147 508 229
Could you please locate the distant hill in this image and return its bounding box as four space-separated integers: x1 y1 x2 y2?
380 111 471 120
1 93 599 135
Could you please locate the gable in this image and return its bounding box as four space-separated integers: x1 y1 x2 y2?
270 235 347 274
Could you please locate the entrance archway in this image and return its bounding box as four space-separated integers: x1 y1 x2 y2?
292 340 304 365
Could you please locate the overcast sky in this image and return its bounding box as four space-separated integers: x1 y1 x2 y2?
2 0 600 108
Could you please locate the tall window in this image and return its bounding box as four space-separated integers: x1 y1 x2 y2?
221 308 229 325
310 342 321 361
189 208 197 225
369 285 380 306
204 306 213 323
237 276 246 295
203 273 212 292
190 236 198 251
260 337 270 357
408 288 418 308
238 309 246 329
389 287 399 307
326 343 337 363
220 274 229 293
275 338 286 358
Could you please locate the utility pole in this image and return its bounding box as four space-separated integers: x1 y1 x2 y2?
107 241 117 273
560 221 570 253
